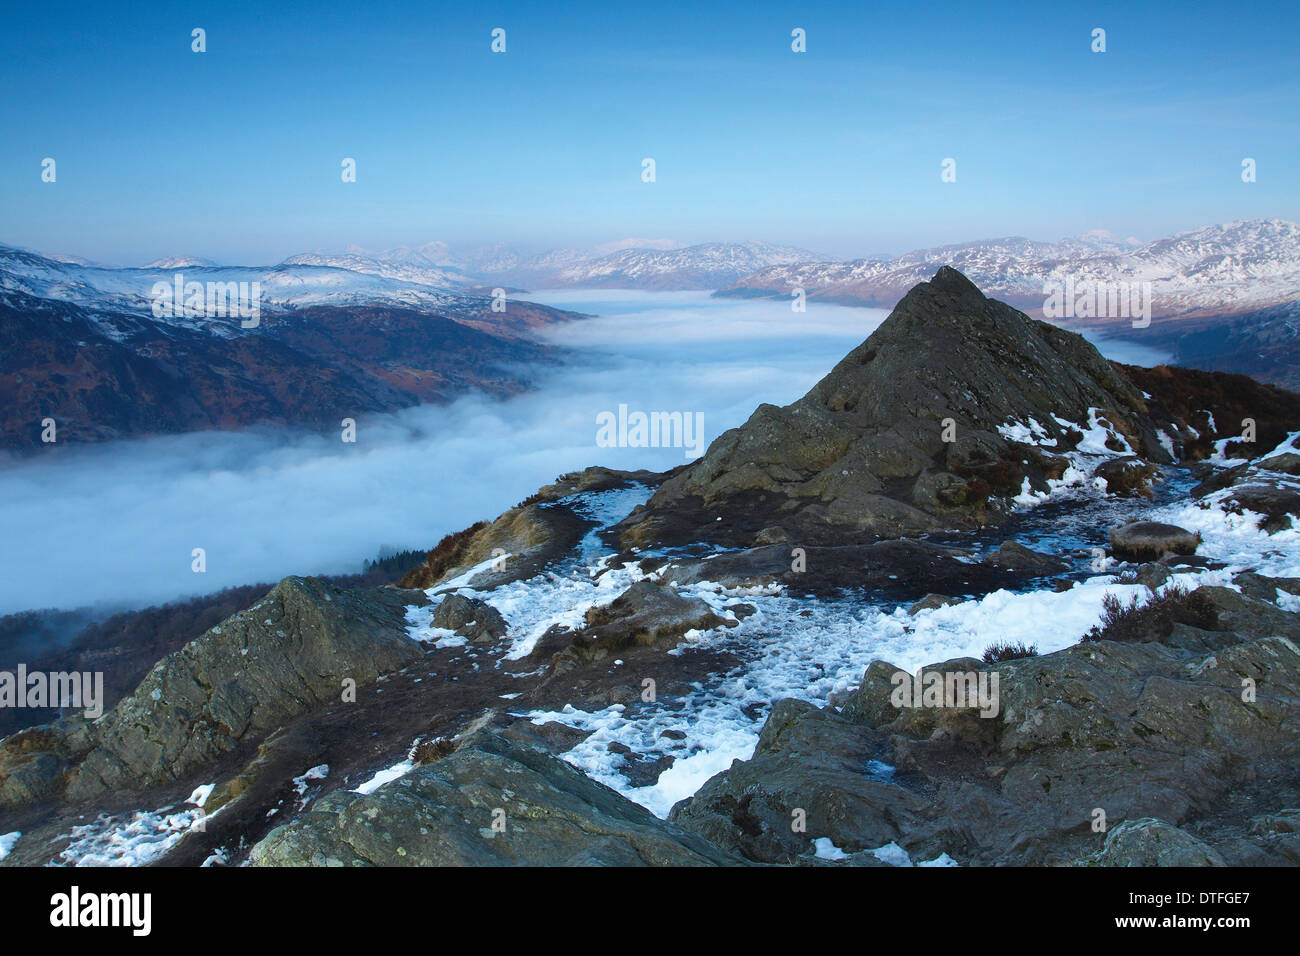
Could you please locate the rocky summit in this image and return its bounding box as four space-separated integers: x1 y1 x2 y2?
3 268 1299 869
615 266 1284 551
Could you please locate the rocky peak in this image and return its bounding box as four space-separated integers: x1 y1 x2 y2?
618 268 1168 548
800 264 1146 432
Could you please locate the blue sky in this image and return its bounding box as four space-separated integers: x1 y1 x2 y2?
2 0 1297 264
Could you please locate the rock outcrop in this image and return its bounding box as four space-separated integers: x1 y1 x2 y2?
430 593 508 643
1093 456 1159 497
669 583 1300 866
0 577 427 808
251 732 743 866
658 539 1066 599
1075 818 1227 867
980 540 1068 575
1220 484 1300 534
398 467 659 591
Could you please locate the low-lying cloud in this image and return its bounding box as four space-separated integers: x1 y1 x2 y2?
1076 330 1173 368
0 293 886 616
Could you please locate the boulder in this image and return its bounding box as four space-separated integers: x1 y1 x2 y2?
1109 522 1200 561
1075 818 1225 867
551 581 730 671
980 541 1068 575
670 699 926 863
1190 463 1249 499
1259 452 1300 475
661 545 790 589
1193 585 1300 641
907 593 956 616
1221 484 1300 533
1132 562 1172 590
1092 456 1158 497
1233 571 1300 604
431 593 508 643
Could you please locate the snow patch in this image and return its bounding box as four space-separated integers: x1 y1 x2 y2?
55 785 216 866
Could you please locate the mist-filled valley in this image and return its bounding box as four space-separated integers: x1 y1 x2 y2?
0 293 893 618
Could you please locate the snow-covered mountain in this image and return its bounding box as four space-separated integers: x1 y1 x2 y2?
142 255 219 269
718 219 1300 318
0 244 475 335
410 242 594 285
278 252 469 290
0 243 579 451
536 240 824 290
4 236 778 327
286 238 811 290
337 242 527 282
1074 229 1144 253
590 237 684 255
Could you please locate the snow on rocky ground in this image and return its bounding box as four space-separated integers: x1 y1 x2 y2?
406 484 657 661
353 759 416 796
813 836 959 867
1155 482 1300 579
291 765 330 809
520 565 1167 819
391 457 1300 824
53 784 215 866
1001 407 1135 507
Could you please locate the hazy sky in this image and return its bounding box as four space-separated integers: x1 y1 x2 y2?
2 1 1297 264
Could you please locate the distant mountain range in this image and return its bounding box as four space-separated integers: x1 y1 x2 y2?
32 220 1298 310
716 219 1300 319
276 252 471 292
528 240 821 290
30 238 820 294
274 239 821 291
357 237 694 287
0 245 473 321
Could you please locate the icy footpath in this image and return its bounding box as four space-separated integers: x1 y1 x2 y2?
406 484 656 660
523 567 1180 818
397 468 1298 823
513 482 1293 819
